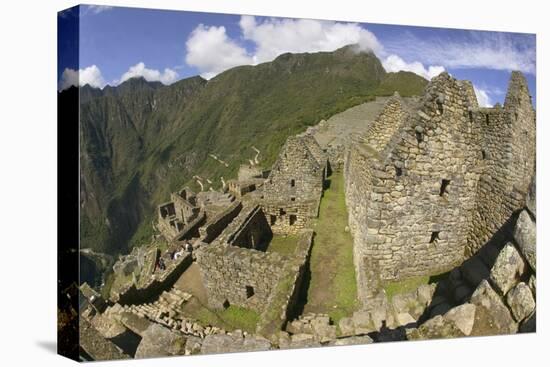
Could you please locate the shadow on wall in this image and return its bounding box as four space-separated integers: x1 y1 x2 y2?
417 210 522 324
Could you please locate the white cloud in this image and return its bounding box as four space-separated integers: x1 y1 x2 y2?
185 24 253 79
58 65 106 90
185 16 382 79
474 85 493 107
383 31 536 75
118 62 179 85
239 15 382 64
84 5 113 15
382 54 444 80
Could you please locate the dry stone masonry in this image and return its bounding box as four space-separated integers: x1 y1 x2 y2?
81 70 535 360
344 71 535 305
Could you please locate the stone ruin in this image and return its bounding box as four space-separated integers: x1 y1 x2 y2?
344 71 535 304
79 71 536 360
262 135 328 234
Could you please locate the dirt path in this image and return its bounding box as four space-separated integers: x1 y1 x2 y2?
173 263 208 304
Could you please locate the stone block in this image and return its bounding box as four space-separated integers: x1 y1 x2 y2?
513 210 536 271
490 243 526 295
506 282 535 322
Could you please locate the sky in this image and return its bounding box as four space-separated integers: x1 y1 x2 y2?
58 5 536 107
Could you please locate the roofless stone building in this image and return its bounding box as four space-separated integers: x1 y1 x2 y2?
345 71 536 304
262 135 327 235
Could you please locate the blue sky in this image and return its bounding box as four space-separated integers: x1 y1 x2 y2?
58 5 536 107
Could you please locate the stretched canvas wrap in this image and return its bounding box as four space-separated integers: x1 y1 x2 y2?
57 4 537 361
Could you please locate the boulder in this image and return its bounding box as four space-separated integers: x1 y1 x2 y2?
242 335 272 352
184 336 202 355
312 324 337 343
200 334 243 355
489 243 526 295
330 335 373 346
506 282 535 322
443 304 476 336
135 323 186 358
286 319 311 334
276 331 291 349
392 292 417 314
513 210 536 271
396 313 416 327
407 315 464 340
417 283 436 306
289 333 321 348
338 317 355 337
90 313 127 339
352 310 375 334
470 280 517 335
79 319 129 361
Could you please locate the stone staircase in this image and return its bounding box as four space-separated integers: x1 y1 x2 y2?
106 287 227 338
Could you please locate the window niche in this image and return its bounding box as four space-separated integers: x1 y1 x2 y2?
290 179 295 187
395 166 403 177
245 286 255 299
430 231 440 244
439 179 451 196
289 214 297 226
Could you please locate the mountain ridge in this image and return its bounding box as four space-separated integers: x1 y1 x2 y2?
64 45 429 263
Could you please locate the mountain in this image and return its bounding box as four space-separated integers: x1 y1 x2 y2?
64 44 428 258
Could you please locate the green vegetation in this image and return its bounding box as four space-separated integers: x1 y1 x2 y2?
383 276 430 301
186 303 260 334
70 45 428 278
383 271 450 300
305 171 358 323
266 235 299 257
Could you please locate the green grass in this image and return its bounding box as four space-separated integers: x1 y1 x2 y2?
266 235 299 257
383 271 449 300
383 276 430 301
305 171 358 323
190 305 260 334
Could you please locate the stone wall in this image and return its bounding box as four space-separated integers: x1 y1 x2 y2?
256 230 314 336
211 204 272 249
262 136 325 234
261 199 317 235
196 244 286 313
112 252 193 306
345 73 483 303
344 71 535 306
199 201 242 243
467 72 536 255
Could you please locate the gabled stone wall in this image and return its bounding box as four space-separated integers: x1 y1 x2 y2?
467 72 536 254
262 136 325 234
345 71 535 305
